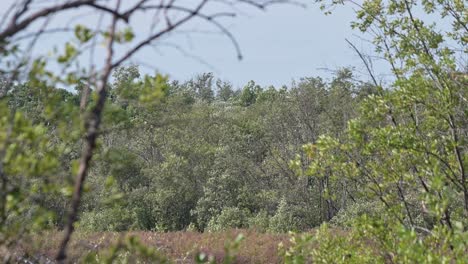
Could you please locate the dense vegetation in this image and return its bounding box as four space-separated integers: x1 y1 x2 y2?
7 68 372 233
0 0 467 263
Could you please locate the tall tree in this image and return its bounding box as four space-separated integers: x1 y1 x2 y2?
301 0 467 261
0 0 298 261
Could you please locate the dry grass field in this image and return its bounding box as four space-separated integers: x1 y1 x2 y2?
16 229 293 263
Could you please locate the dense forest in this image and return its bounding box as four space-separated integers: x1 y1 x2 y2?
0 0 467 263
7 68 372 233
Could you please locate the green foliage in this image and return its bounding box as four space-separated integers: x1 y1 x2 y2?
189 73 216 102
350 216 468 263
302 0 468 262
4 2 466 262
79 206 135 232
330 200 384 227
268 199 301 233
280 224 381 263
238 80 261 106
216 80 236 102
139 74 169 105
57 42 77 63
0 90 72 258
74 25 94 43
206 207 250 232
222 234 245 264
74 67 366 235
1 1 380 262
246 210 270 232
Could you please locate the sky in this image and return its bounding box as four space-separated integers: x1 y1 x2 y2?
1 1 383 88
129 4 373 88
138 4 362 88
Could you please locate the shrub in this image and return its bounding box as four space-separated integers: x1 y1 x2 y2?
330 200 384 227
280 224 380 264
79 207 135 232
268 199 312 233
247 210 270 232
206 207 250 232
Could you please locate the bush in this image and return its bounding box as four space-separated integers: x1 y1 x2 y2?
330 200 384 227
280 224 379 264
268 199 313 233
247 210 270 232
206 207 250 232
79 207 135 231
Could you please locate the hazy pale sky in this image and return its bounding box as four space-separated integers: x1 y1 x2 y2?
2 1 382 88
132 4 370 87
142 5 361 87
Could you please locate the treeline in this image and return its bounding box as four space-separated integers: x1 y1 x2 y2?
2 0 467 262
7 68 376 233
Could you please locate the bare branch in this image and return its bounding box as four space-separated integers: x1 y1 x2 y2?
10 0 34 27
0 0 96 42
345 38 380 87
55 0 122 261
111 0 210 69
85 2 130 22
11 27 74 42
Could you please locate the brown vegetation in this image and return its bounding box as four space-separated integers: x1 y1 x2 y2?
19 229 291 263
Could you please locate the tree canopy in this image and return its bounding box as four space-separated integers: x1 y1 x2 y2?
0 0 467 263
